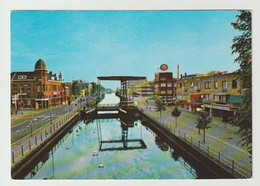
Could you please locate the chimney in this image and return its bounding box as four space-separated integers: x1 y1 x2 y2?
181 74 183 79
177 64 179 79
184 72 187 77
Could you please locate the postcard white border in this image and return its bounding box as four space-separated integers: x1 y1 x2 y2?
0 0 260 186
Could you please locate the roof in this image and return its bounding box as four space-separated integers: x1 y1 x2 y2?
35 58 47 71
11 71 36 81
228 95 242 103
97 76 146 81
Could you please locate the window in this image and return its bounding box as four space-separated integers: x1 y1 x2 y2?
160 90 166 94
232 80 237 89
20 85 25 92
18 75 27 79
205 82 211 89
167 90 172 94
42 85 47 91
13 84 17 92
160 83 166 87
220 95 227 103
27 85 31 92
214 81 218 89
190 82 194 88
213 95 218 101
222 81 227 90
205 94 211 100
167 82 172 87
174 82 177 87
179 83 182 88
37 85 41 92
197 81 201 89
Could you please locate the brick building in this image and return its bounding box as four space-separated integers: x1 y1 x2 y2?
11 59 70 109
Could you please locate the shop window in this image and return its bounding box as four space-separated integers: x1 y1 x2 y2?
167 82 172 87
205 94 211 100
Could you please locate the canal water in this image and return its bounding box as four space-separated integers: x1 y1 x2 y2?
26 93 198 179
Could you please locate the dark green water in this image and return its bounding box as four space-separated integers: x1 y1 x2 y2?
27 118 197 179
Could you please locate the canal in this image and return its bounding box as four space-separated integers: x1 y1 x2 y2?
25 93 198 179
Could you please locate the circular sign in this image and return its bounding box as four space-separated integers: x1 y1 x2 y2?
160 64 168 71
29 114 33 118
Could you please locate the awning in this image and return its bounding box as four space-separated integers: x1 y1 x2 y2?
177 101 202 107
228 95 242 103
191 94 201 99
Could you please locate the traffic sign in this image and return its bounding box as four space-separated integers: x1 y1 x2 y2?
29 114 33 118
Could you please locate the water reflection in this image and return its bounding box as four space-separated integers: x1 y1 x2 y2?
97 118 147 151
25 116 198 179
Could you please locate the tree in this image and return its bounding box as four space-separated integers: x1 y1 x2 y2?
71 80 81 97
195 110 212 143
155 98 166 123
171 105 181 127
230 11 252 155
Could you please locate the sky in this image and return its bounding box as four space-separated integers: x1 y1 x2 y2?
11 11 240 89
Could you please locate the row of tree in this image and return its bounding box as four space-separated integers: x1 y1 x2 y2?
155 98 212 143
71 80 105 98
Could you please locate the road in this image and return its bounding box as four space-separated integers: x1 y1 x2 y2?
11 96 97 143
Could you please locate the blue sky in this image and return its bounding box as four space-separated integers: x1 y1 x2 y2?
11 11 240 89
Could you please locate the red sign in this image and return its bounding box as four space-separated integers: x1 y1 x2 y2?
29 114 33 118
160 64 168 71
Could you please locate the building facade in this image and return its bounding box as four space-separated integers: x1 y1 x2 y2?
175 71 241 122
11 59 70 110
157 72 176 104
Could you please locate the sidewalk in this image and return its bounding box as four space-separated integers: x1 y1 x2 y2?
137 98 252 171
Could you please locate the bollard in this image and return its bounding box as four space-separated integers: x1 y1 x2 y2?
21 145 24 156
207 146 210 156
12 151 15 163
35 136 37 145
198 141 200 150
218 152 221 163
232 160 235 174
41 133 42 141
29 140 31 150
